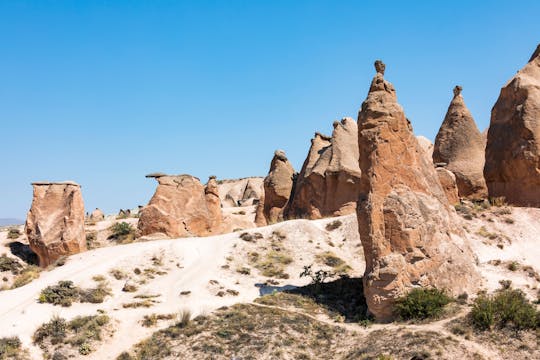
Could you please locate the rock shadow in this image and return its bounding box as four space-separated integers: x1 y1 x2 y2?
8 241 39 265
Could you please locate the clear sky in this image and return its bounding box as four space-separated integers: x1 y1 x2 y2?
1 1 539 219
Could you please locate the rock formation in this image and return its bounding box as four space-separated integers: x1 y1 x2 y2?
484 44 540 206
357 60 480 321
433 86 488 199
25 181 86 267
436 167 460 205
416 136 434 160
254 191 267 227
284 118 361 219
205 176 223 229
260 150 295 224
138 174 223 238
218 177 264 207
89 208 105 222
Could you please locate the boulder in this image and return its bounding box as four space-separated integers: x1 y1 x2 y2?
260 150 296 224
284 118 361 219
138 174 222 238
89 208 105 222
356 61 480 321
436 167 460 205
484 44 540 206
433 86 488 199
25 181 87 267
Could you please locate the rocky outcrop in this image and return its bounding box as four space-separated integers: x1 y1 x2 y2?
356 61 480 321
254 192 267 227
436 167 460 205
138 174 223 238
89 208 105 222
484 44 540 206
25 181 86 267
284 118 361 220
260 150 296 224
416 136 434 160
433 86 488 199
218 177 263 207
205 176 223 229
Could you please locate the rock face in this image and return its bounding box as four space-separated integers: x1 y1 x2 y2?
205 176 223 229
218 177 264 207
436 167 460 205
25 181 86 267
433 86 488 199
416 136 434 160
484 45 540 206
356 61 480 321
284 118 362 220
260 150 296 224
138 174 223 238
89 208 105 222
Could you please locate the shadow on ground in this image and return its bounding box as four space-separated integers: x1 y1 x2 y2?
8 241 39 265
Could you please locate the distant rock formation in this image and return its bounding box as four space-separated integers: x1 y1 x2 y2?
138 174 223 238
89 208 105 222
205 176 223 229
258 150 296 224
356 61 480 321
218 177 263 207
25 181 86 267
433 86 487 199
436 167 460 205
284 118 361 219
484 44 540 206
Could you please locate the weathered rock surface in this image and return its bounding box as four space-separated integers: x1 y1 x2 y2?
484 44 540 206
89 208 105 222
205 176 223 229
416 136 434 160
284 118 361 220
436 167 460 205
218 177 263 207
259 150 296 224
25 181 86 267
433 86 488 199
138 174 223 238
357 61 480 321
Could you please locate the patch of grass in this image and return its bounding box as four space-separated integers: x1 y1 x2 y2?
471 287 539 330
123 299 158 308
235 266 251 275
86 231 98 249
141 313 175 327
108 222 136 244
315 251 351 274
38 281 111 306
325 220 342 231
475 226 498 239
253 250 293 279
0 336 24 359
239 232 263 242
0 255 22 274
33 315 67 345
507 261 520 271
6 228 21 240
394 288 453 321
109 268 126 280
11 266 40 289
489 197 507 207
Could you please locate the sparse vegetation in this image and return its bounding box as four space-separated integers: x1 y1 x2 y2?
507 261 520 271
471 287 539 330
252 250 292 279
394 288 453 321
315 251 351 274
109 268 126 280
38 280 111 306
86 231 97 249
489 196 507 207
6 228 21 240
11 266 40 289
108 222 136 244
239 232 263 242
325 220 342 231
141 313 175 327
0 336 26 359
0 255 22 274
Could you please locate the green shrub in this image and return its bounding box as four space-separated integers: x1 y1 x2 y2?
7 228 21 239
33 315 67 345
394 288 453 320
109 222 136 243
0 336 22 358
79 284 112 303
471 288 539 330
38 281 80 306
325 220 342 231
11 266 40 288
0 255 22 274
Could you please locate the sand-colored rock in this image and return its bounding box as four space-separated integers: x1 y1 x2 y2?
260 150 296 224
89 208 105 222
218 177 263 207
436 167 460 205
356 61 480 321
25 181 87 267
433 86 488 199
205 176 223 229
138 174 222 238
484 44 540 206
416 136 434 160
284 118 361 220
254 191 267 227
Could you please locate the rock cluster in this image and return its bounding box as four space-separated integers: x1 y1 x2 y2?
218 177 263 207
433 86 487 200
256 150 296 225
356 61 480 321
484 44 540 206
25 181 87 267
284 118 361 219
138 174 223 238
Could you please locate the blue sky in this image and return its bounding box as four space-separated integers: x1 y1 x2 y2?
1 1 539 219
